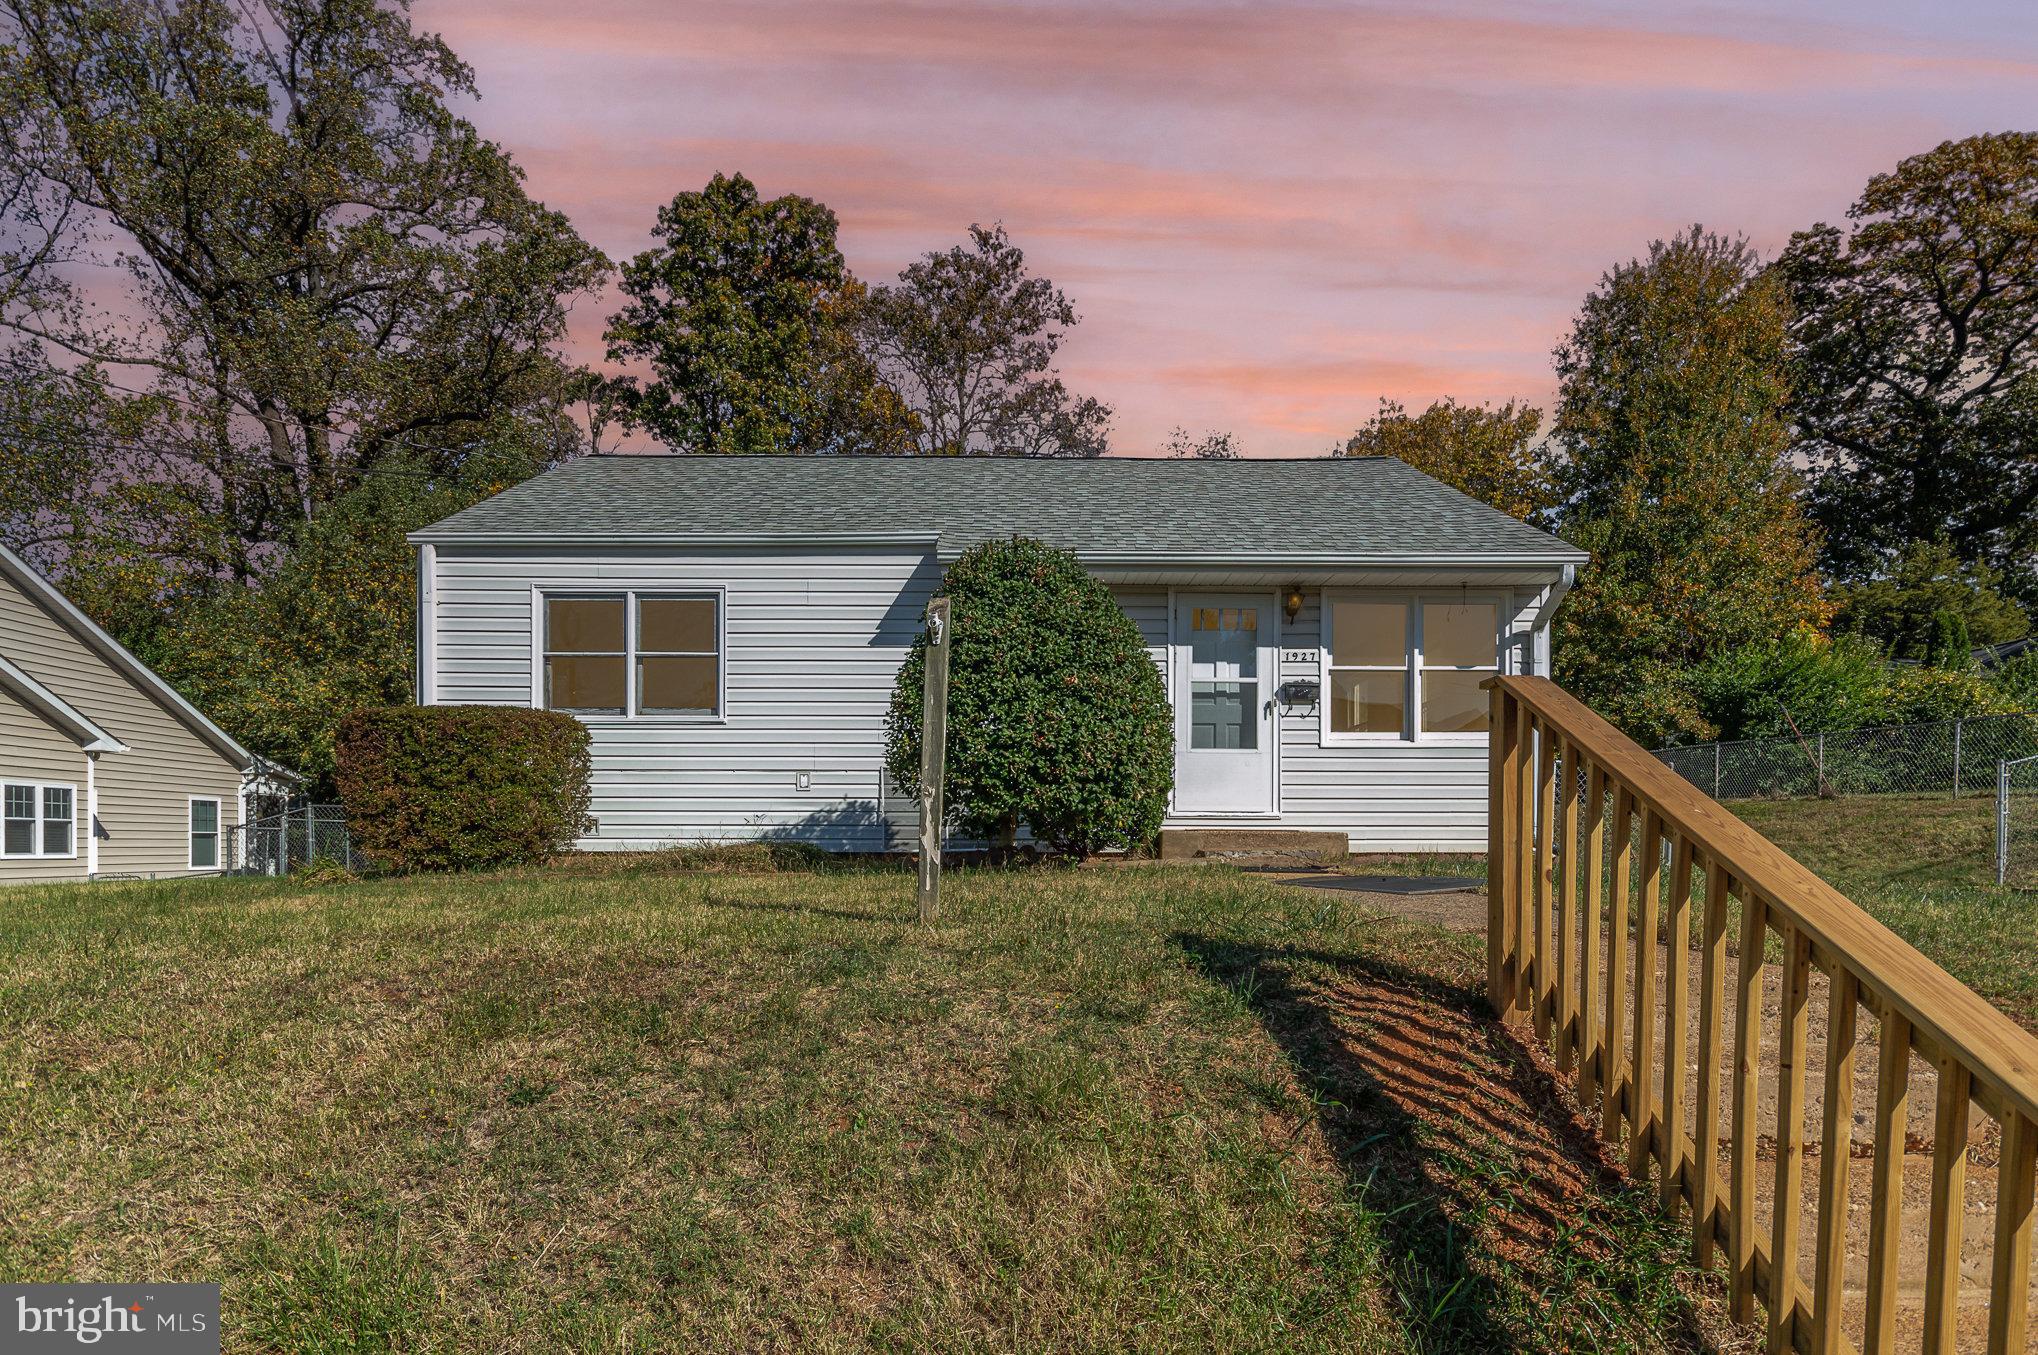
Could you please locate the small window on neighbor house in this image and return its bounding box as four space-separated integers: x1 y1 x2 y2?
41 786 73 856
2 784 34 855
2 781 77 858
541 590 722 719
189 798 220 870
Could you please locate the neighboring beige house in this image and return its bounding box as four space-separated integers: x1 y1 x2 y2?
0 543 255 884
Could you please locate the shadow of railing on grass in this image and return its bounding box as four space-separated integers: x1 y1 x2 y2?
1175 934 1713 1353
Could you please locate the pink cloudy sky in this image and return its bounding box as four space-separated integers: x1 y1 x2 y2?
415 0 2038 457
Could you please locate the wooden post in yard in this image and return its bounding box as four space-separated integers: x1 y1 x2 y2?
917 598 953 924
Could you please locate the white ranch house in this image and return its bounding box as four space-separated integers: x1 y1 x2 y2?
409 455 1585 854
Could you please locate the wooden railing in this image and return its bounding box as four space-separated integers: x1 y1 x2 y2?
1486 676 2038 1354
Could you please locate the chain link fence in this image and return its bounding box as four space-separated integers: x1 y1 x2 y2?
228 803 358 877
2001 756 2038 888
1655 712 2038 802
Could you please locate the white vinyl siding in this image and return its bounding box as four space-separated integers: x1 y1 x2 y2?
1113 586 1540 854
430 545 942 852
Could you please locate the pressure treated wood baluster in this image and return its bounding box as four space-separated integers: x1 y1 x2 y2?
1628 809 1665 1181
1693 867 1730 1268
1535 726 1558 1041
1600 789 1636 1145
1729 889 1769 1323
1769 925 1813 1355
1660 834 1694 1214
1514 704 1536 1019
1812 970 1859 1355
1555 738 1579 1074
1863 1009 1911 1355
1488 688 1520 1020
1923 1061 1973 1355
1576 762 1608 1108
1988 1111 2036 1355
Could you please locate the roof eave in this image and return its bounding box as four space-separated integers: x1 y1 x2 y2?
0 547 250 768
407 530 944 548
0 653 130 753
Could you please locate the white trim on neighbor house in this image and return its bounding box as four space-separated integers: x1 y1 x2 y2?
527 584 730 725
85 756 97 876
0 544 249 769
1318 590 1508 748
2 779 79 859
0 654 128 753
187 795 222 872
411 530 943 548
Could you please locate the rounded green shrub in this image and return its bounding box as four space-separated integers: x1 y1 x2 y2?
885 537 1173 858
335 706 594 873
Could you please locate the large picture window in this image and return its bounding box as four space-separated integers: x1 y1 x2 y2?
3 781 76 859
1323 595 1501 741
540 590 723 719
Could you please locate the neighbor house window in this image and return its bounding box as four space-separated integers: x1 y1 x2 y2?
189 797 220 869
1323 596 1501 741
540 590 722 719
3 781 76 858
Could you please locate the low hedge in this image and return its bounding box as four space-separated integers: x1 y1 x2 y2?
335 706 594 873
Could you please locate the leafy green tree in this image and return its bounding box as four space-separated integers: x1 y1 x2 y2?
1685 632 1890 742
141 446 545 793
603 172 916 455
885 538 1171 857
0 0 606 584
1925 610 1975 671
1550 226 1829 744
1339 397 1555 523
1777 133 2038 598
1831 539 2028 662
860 225 1111 457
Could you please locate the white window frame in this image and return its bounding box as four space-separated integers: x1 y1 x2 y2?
188 796 222 870
1 780 78 859
530 586 728 724
1319 592 1506 746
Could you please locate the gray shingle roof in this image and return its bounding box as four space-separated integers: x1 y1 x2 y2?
411 454 1584 562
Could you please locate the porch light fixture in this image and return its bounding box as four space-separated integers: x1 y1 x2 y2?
1283 585 1304 623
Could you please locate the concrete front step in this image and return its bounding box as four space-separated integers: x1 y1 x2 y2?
1157 828 1350 862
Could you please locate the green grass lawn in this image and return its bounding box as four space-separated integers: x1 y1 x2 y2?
0 857 1713 1353
1725 793 2038 1024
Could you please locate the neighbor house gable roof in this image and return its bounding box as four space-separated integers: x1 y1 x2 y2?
408 454 1587 565
0 652 128 752
0 544 251 768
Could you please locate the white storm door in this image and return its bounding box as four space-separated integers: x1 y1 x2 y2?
1173 594 1277 814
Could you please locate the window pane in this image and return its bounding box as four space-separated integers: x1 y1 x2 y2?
1423 670 1491 733
1423 601 1498 667
1330 600 1407 667
1189 604 1259 680
547 596 624 652
637 655 718 714
3 820 29 855
190 799 218 834
43 817 70 855
1330 669 1406 734
638 596 716 653
546 654 627 713
191 832 218 869
4 784 31 820
1190 682 1258 750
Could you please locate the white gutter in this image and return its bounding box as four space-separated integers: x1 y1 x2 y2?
1525 563 1577 676
404 530 943 548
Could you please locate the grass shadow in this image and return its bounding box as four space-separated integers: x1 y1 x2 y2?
1177 933 1713 1353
